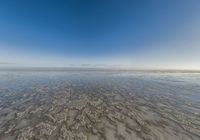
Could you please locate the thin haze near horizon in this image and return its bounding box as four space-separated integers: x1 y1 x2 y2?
0 0 200 69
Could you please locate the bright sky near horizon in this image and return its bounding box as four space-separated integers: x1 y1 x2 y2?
0 0 200 69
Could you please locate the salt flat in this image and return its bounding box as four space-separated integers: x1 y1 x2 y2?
0 70 200 140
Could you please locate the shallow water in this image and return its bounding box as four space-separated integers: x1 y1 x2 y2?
0 70 200 140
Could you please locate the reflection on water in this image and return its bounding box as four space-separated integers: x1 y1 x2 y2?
0 70 200 140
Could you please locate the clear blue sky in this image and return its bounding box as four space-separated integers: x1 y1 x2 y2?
0 0 200 69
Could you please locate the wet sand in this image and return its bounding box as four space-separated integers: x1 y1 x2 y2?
0 70 200 140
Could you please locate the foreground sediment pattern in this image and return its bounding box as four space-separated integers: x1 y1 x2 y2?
0 71 200 140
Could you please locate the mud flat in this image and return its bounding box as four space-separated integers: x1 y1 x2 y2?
0 70 200 140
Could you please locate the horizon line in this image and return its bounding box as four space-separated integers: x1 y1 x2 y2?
0 66 200 73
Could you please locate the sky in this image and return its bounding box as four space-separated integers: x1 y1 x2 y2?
0 0 200 69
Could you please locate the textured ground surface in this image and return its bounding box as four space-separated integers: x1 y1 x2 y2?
0 70 200 140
